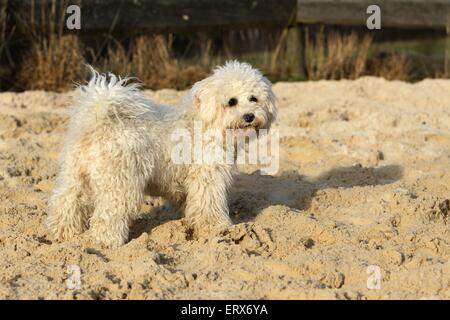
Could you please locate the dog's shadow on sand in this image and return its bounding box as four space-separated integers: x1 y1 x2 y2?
130 164 403 239
229 164 403 223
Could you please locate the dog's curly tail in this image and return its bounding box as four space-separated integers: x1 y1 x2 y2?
72 66 154 124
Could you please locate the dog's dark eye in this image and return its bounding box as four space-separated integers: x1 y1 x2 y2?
249 96 258 103
228 98 238 107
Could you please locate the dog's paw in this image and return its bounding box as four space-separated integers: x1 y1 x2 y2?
45 212 88 241
94 235 126 249
87 229 127 248
46 222 80 242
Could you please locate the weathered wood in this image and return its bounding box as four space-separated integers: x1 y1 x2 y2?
12 0 450 34
286 26 306 79
445 21 450 76
297 0 450 30
13 0 297 35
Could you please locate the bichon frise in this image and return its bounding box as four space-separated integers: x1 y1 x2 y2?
46 61 277 247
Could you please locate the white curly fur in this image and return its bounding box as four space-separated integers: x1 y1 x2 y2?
46 61 277 247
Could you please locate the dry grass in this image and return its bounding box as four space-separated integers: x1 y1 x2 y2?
4 2 417 92
373 54 412 81
183 29 295 79
18 0 85 91
304 27 373 80
19 34 85 91
372 54 412 81
101 35 207 90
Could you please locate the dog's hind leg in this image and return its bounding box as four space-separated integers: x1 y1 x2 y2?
88 153 148 248
46 167 91 241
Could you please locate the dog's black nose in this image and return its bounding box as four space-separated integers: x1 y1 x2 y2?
243 113 255 123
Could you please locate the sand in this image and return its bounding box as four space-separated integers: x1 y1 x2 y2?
0 77 449 299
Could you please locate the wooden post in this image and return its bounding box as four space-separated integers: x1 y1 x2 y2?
286 24 307 80
446 18 450 77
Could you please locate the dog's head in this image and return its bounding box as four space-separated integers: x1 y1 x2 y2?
190 61 277 133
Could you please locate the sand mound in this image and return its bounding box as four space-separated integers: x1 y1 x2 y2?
0 78 449 299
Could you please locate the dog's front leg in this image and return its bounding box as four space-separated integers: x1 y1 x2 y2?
184 165 233 230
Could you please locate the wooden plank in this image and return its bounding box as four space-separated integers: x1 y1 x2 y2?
13 0 297 34
297 0 450 30
446 22 450 76
286 26 306 79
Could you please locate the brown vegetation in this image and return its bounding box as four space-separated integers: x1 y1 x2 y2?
372 54 412 81
17 0 85 91
100 35 207 90
0 0 420 91
304 28 373 80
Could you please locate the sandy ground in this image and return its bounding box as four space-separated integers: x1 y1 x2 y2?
0 77 449 300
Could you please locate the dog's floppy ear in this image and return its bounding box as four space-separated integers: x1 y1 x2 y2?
190 77 218 124
191 78 209 109
263 77 277 124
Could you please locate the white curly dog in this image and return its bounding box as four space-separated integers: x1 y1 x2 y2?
46 61 277 247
